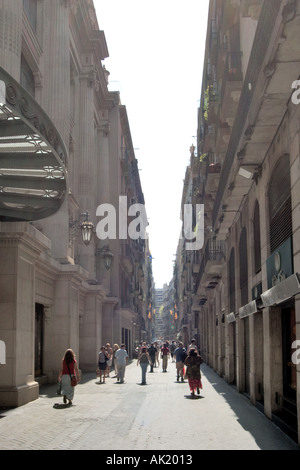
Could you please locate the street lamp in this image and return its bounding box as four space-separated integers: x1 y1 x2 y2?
69 211 94 246
99 245 114 270
79 211 94 246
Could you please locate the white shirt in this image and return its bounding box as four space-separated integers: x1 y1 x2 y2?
115 348 128 365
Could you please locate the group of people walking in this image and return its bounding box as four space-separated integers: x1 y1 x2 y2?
57 339 203 406
97 343 128 384
136 339 203 396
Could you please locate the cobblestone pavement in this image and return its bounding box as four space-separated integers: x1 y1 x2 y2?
0 361 299 451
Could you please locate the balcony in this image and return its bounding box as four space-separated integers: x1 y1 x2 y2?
204 154 222 207
220 52 243 124
0 66 68 221
194 238 225 294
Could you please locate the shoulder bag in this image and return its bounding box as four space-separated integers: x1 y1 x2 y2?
67 362 78 387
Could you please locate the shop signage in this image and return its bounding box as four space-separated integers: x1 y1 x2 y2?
266 237 293 289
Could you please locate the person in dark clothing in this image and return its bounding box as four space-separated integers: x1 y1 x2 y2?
148 343 157 372
174 342 187 382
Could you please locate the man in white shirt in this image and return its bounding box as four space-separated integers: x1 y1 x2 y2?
115 344 128 383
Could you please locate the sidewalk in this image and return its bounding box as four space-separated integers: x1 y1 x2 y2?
0 360 299 450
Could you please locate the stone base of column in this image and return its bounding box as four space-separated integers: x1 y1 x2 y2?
0 381 39 408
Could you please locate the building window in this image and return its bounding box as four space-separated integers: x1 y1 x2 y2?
269 154 292 253
253 201 261 273
23 0 37 32
20 55 35 97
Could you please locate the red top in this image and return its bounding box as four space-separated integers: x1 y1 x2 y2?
62 359 76 375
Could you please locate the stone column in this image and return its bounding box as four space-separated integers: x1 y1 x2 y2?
96 116 110 289
42 0 70 145
79 284 104 372
39 0 71 261
0 224 50 407
43 264 88 382
102 298 118 346
0 0 23 80
72 67 97 280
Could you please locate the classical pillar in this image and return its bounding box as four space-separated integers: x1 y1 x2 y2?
0 224 50 407
70 66 98 280
96 115 113 290
42 0 70 145
102 298 118 346
79 285 104 372
0 0 23 80
39 0 71 261
42 264 88 382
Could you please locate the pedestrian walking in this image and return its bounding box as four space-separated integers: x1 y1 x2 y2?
148 343 157 372
113 343 119 378
187 339 198 354
57 348 80 405
105 343 113 377
184 348 203 397
174 342 187 382
170 341 176 362
161 342 170 372
98 346 109 384
114 344 128 383
137 347 152 384
154 341 160 367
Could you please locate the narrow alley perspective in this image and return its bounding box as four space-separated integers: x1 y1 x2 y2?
2 0 300 457
0 359 298 451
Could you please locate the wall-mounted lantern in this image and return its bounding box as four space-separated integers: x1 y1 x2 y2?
80 211 94 246
99 245 114 270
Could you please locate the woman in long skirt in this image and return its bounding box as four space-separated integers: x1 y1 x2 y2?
184 348 203 396
58 349 80 405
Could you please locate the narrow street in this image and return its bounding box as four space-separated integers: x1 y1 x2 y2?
0 360 298 452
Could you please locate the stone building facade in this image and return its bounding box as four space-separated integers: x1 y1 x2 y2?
0 0 150 407
190 0 300 443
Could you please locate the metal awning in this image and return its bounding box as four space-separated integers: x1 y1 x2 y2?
226 312 237 324
239 300 259 319
0 66 68 222
261 273 300 308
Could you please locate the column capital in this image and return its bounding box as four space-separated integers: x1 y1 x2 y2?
60 0 79 14
98 119 111 137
